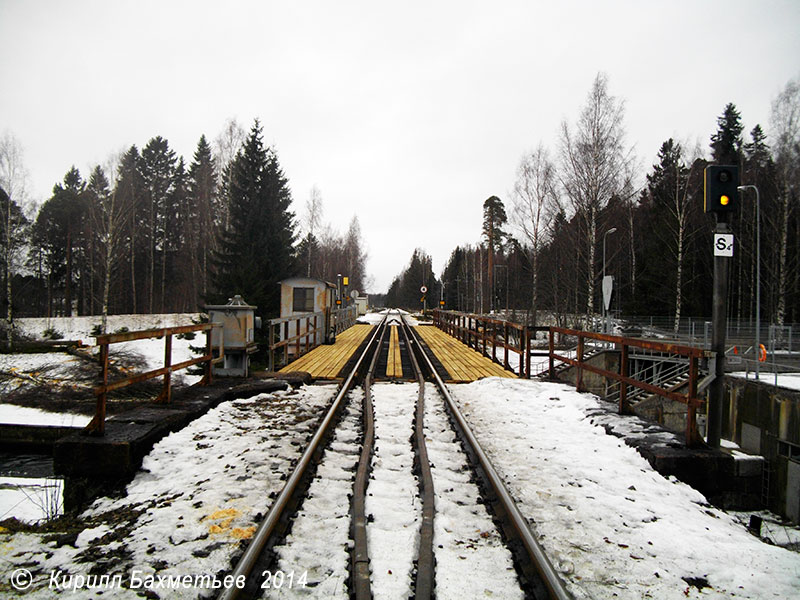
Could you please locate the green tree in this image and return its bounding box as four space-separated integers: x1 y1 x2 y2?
115 145 144 313
33 167 90 316
385 248 437 310
140 136 177 313
710 103 744 166
639 140 704 329
482 195 507 312
188 135 219 302
211 120 296 317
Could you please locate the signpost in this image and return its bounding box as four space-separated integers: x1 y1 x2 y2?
602 275 614 336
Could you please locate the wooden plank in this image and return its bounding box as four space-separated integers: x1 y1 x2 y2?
280 324 373 379
386 325 403 378
416 325 514 382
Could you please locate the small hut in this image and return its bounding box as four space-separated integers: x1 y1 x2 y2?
278 277 338 350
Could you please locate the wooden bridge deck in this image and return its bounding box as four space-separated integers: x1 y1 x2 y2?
415 324 515 383
278 322 514 382
279 324 373 380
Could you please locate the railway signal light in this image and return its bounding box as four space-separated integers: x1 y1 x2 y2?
704 165 739 214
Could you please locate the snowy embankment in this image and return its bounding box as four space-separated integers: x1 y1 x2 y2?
1 385 333 599
452 377 800 600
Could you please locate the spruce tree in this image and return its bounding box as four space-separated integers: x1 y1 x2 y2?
710 103 744 165
188 135 219 300
483 195 508 312
140 136 177 312
211 120 296 317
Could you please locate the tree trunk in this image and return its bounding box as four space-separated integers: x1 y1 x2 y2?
587 206 597 322
776 180 789 325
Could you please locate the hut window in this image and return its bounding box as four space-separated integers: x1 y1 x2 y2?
293 287 315 312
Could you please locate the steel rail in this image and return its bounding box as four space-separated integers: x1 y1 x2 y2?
404 315 572 600
350 318 388 599
217 316 386 600
399 316 435 599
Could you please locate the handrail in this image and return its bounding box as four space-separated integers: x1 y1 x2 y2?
85 322 223 436
433 309 549 378
548 327 709 446
267 305 358 371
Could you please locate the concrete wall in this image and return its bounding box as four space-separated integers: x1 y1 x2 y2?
723 377 800 521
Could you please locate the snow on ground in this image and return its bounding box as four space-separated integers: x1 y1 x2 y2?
451 377 800 600
0 403 84 524
268 389 363 598
422 382 523 599
9 313 204 389
0 477 63 524
730 371 800 392
0 353 85 397
1 314 207 524
0 385 333 598
0 404 85 428
357 309 419 327
366 383 421 599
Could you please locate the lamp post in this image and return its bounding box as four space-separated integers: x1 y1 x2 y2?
738 185 761 379
602 227 617 334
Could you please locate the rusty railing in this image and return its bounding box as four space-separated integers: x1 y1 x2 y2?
432 309 548 378
85 323 223 436
267 305 358 371
548 327 708 446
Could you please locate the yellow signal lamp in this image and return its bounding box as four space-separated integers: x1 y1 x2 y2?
720 195 730 206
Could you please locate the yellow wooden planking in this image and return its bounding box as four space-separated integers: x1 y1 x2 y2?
415 325 515 382
280 324 373 379
386 325 403 378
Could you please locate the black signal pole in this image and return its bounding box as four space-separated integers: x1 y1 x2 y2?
707 218 730 448
704 164 738 448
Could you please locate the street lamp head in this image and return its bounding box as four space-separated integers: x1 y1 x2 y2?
606 227 617 235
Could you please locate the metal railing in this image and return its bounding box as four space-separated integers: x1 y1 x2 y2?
432 309 549 378
548 327 709 446
267 305 358 371
85 323 223 436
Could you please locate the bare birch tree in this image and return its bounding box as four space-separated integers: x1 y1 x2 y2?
0 132 30 347
559 73 634 322
213 117 246 233
770 78 800 326
303 186 324 276
89 156 131 333
512 144 559 324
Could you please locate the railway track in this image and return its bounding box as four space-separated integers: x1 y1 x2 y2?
218 310 569 599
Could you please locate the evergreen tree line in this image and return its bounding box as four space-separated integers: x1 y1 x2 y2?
418 75 798 330
0 120 369 336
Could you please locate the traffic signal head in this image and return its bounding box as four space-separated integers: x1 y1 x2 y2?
704 165 739 214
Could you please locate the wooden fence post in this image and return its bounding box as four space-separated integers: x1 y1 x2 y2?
158 333 172 403
619 343 629 414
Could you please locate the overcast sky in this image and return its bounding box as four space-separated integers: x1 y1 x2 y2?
1 0 798 293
